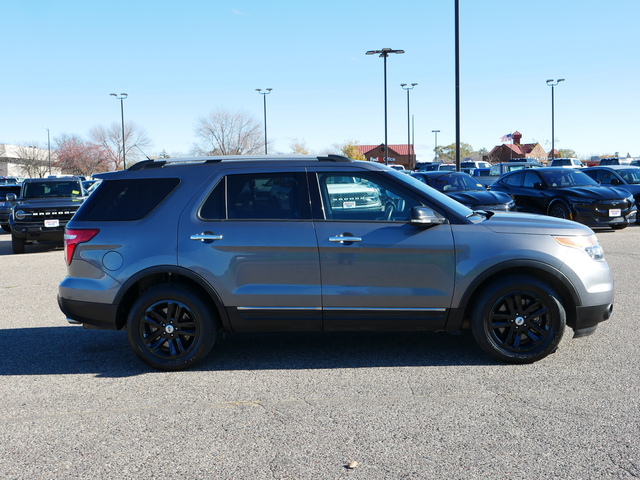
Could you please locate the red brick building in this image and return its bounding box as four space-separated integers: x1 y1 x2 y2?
488 131 547 163
357 144 416 169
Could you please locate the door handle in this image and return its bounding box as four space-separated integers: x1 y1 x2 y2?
329 234 362 244
190 232 223 243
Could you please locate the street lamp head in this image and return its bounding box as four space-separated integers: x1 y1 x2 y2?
558 79 565 83
366 48 404 57
110 93 117 97
400 83 407 87
256 88 273 95
411 83 418 87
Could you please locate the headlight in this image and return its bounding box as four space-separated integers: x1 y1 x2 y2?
14 209 26 220
554 234 604 261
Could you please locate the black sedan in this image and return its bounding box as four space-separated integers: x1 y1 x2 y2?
491 167 636 229
411 171 515 211
583 166 640 223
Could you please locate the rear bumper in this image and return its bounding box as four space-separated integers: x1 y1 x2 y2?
58 295 119 330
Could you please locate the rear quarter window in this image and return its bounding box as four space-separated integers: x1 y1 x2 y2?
74 178 180 221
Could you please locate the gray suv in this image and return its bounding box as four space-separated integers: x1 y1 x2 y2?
58 155 614 370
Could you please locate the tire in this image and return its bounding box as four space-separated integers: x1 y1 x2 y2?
471 275 566 364
1 224 10 233
11 234 25 254
548 202 571 220
127 284 217 371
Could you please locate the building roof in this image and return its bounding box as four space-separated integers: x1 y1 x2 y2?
358 144 414 156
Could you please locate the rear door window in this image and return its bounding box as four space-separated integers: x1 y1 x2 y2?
200 172 308 220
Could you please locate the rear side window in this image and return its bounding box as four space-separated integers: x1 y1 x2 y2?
74 178 180 221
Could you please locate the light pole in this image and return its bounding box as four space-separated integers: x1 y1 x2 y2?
44 127 51 174
256 88 273 154
110 93 128 169
432 130 440 162
366 48 405 165
401 83 417 170
546 79 564 160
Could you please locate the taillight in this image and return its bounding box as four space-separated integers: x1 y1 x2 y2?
64 228 99 265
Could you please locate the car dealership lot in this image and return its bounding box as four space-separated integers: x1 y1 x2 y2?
0 229 638 479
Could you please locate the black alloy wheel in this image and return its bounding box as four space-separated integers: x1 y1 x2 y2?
548 202 571 219
127 285 217 371
471 275 566 363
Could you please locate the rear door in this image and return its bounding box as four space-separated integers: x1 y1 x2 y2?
178 167 322 332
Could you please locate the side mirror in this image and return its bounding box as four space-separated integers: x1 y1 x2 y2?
533 182 544 190
410 206 446 227
611 178 623 186
6 193 17 201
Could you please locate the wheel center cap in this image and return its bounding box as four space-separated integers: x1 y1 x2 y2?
515 316 525 326
165 324 175 334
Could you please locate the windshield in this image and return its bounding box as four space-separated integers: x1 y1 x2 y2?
540 170 599 188
22 180 83 198
426 173 484 192
401 171 475 218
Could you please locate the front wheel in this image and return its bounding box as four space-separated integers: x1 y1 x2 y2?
548 202 571 220
127 284 217 371
471 275 566 363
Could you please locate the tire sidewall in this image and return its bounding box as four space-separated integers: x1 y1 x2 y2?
127 285 216 371
471 275 566 363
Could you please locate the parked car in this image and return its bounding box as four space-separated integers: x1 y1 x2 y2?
411 171 515 211
0 184 22 232
59 155 614 370
9 177 88 253
549 158 584 168
460 160 490 174
474 162 544 187
418 163 456 172
491 167 636 229
599 158 633 166
583 166 640 223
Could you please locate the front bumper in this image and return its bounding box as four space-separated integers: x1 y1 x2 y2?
573 303 613 336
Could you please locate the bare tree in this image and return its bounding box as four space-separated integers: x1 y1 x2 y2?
15 143 51 178
54 134 111 177
194 109 264 155
89 122 152 170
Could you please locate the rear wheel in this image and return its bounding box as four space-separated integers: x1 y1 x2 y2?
11 234 25 254
127 284 217 371
471 275 566 363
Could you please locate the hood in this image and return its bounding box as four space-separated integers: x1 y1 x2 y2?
447 189 511 206
555 185 630 200
482 211 593 236
18 197 86 208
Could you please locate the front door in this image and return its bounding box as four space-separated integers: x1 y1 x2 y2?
311 169 456 331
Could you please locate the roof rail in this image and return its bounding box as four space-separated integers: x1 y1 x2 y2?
126 154 354 171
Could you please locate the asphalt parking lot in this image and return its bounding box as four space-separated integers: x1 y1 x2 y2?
1 227 638 479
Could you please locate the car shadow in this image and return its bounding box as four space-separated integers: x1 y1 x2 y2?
0 326 494 377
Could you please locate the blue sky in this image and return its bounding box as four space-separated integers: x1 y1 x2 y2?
3 0 639 161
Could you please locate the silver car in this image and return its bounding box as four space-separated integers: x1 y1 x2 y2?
58 155 614 370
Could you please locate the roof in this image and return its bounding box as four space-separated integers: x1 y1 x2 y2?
358 144 415 156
